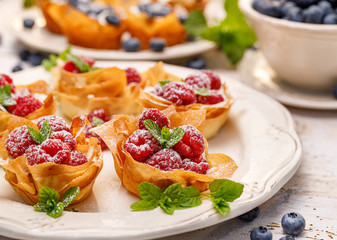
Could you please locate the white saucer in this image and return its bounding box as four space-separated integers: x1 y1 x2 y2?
238 50 337 110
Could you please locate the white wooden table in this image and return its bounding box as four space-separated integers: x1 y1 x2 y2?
0 1 336 239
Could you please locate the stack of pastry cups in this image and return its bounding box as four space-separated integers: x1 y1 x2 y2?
0 112 103 205
93 106 238 196
138 62 233 139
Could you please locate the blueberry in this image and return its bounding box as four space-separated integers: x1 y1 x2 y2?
149 38 166 52
23 18 35 29
250 226 272 240
145 3 171 17
284 7 303 22
87 4 104 16
303 5 324 23
19 49 31 61
279 236 295 240
319 0 334 15
252 0 283 18
239 207 260 222
28 53 47 66
291 0 318 8
178 14 188 24
323 13 337 23
12 64 23 72
332 84 337 98
281 2 296 16
106 14 120 26
138 3 149 12
186 58 206 69
122 38 140 52
281 212 306 236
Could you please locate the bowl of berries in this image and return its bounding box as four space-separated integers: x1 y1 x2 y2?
240 0 337 91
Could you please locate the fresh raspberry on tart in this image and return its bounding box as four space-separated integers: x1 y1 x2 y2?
138 108 170 130
63 57 96 73
201 70 222 90
87 109 111 123
50 130 76 150
160 81 196 105
146 149 182 171
126 68 142 85
9 93 43 117
66 150 88 166
182 156 209 175
37 115 70 133
5 126 37 158
197 90 225 105
184 72 211 89
0 74 15 93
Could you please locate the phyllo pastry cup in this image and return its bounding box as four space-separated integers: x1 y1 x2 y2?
0 113 103 205
38 0 63 34
137 62 233 139
53 66 143 119
93 106 237 196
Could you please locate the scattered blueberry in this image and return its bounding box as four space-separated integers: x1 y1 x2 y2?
145 3 171 17
281 212 306 236
239 207 260 222
106 14 120 26
279 236 295 240
149 38 166 52
323 13 337 23
186 58 206 69
122 38 141 52
332 84 337 98
23 18 35 29
12 64 23 72
250 226 272 240
19 49 31 61
28 53 47 66
252 0 283 18
304 5 325 23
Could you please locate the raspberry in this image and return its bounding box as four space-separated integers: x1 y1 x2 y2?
25 145 51 165
146 149 182 171
197 90 224 105
201 70 221 90
126 68 142 85
37 115 70 133
66 150 88 166
87 109 110 123
184 72 211 89
182 156 209 174
124 129 161 162
81 57 95 67
5 126 37 158
161 82 196 105
11 94 43 117
40 139 71 164
85 124 108 150
138 108 170 130
172 125 205 158
50 130 76 150
0 74 15 93
63 61 81 73
151 84 164 96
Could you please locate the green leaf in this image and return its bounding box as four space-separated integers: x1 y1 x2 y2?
0 85 16 107
23 0 36 8
144 119 164 145
42 54 57 71
59 46 72 61
66 54 90 73
161 126 171 142
211 197 230 215
61 186 80 208
92 116 105 126
27 125 45 145
178 186 202 207
209 179 244 202
159 196 175 215
159 80 171 87
33 202 52 212
40 120 52 142
47 202 65 218
131 200 159 211
184 10 208 37
165 127 184 148
38 187 60 204
162 183 182 201
137 182 161 209
194 88 212 96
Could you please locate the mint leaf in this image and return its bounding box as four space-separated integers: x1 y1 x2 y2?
161 126 171 142
194 88 212 96
92 116 104 126
23 0 36 8
178 186 202 207
40 120 52 141
211 197 230 215
66 54 90 73
33 202 52 212
138 182 161 208
162 183 182 201
159 196 175 215
38 187 60 204
209 179 244 202
144 119 164 145
131 200 158 211
59 46 72 61
165 127 184 148
42 46 71 71
47 202 65 218
184 10 208 37
0 85 16 107
27 125 45 145
61 186 80 208
159 80 171 87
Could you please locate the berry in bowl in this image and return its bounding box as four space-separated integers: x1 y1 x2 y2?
240 0 337 91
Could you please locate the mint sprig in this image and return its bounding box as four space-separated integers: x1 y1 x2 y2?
143 120 184 148
194 88 212 96
42 46 71 71
131 179 243 215
159 80 171 88
66 54 90 73
34 186 80 218
0 85 16 108
27 120 52 145
184 0 256 65
92 116 105 126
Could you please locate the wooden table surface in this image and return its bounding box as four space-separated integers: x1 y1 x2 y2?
0 1 336 239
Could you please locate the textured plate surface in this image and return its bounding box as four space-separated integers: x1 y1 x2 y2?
0 62 301 240
238 50 337 110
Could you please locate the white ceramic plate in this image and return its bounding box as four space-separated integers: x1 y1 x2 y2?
8 7 216 60
238 50 337 110
0 62 301 240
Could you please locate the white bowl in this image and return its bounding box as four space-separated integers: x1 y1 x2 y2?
239 0 337 91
